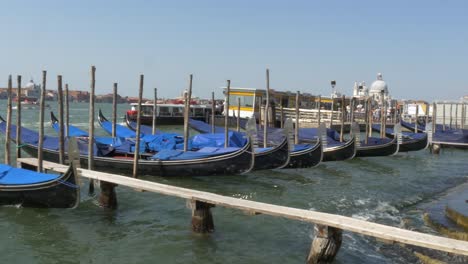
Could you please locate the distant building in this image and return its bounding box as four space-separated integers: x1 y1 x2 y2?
369 73 389 102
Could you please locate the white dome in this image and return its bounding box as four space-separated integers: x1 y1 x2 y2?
25 80 35 89
369 73 388 94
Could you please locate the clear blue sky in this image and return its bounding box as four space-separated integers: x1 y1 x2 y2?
1 0 467 101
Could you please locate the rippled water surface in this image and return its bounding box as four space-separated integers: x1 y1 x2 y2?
0 101 467 263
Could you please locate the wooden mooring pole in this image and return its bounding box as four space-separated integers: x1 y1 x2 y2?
280 95 284 129
152 87 157 135
317 96 321 127
183 74 192 152
112 83 117 138
211 92 215 133
5 75 12 165
57 75 65 164
88 66 96 195
432 102 437 133
38 71 46 172
264 69 270 148
237 97 241 132
339 95 345 142
16 75 22 159
414 103 419 133
133 75 144 177
442 103 446 131
455 103 459 129
295 91 300 144
449 103 453 129
224 80 230 148
65 83 70 137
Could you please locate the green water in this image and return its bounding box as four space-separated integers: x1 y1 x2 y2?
0 101 467 263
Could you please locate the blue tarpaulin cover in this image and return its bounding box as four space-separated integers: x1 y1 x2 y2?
52 123 88 137
151 147 241 161
0 164 59 185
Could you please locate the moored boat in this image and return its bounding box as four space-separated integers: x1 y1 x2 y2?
0 117 255 177
0 163 79 208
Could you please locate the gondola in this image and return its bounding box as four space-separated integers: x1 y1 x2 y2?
188 118 320 169
100 110 290 170
296 128 356 162
0 163 79 208
372 124 429 152
0 117 255 177
236 120 353 162
355 136 399 157
401 120 468 148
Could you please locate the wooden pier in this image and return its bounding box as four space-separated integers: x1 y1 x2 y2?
16 157 468 263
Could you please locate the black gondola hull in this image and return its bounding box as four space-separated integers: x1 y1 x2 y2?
285 141 322 168
20 141 254 177
321 137 356 162
356 137 399 157
0 166 79 208
253 137 290 170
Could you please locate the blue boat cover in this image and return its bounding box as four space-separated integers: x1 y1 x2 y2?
0 122 108 156
52 123 88 137
372 124 427 140
151 147 240 161
0 164 59 185
100 120 140 138
127 120 161 135
293 144 312 152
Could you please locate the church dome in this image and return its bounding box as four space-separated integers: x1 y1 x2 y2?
25 79 36 89
369 73 388 94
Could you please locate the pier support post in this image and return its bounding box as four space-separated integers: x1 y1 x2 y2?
190 200 215 233
98 181 118 209
431 143 441 155
307 224 342 264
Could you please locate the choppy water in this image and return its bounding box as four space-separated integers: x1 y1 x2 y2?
0 101 467 264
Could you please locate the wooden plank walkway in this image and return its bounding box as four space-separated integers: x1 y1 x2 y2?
17 157 468 258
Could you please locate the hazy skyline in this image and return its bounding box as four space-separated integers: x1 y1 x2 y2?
1 0 467 101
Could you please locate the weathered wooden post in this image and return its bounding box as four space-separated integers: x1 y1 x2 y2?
295 91 300 144
211 92 215 133
330 80 336 129
442 102 446 131
38 71 46 172
425 102 429 129
307 224 343 264
65 83 70 137
449 103 453 129
183 74 193 152
57 75 65 164
224 80 231 148
461 103 466 129
339 95 345 142
237 97 241 132
317 96 322 127
432 102 437 133
414 102 419 133
99 181 118 209
133 75 144 177
455 103 459 129
152 87 157 135
4 75 12 165
190 200 215 233
88 66 96 194
16 75 22 159
264 69 270 148
112 83 118 138
364 97 369 144
349 97 355 123
280 95 284 129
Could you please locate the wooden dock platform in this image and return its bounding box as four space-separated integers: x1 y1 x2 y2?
17 157 468 263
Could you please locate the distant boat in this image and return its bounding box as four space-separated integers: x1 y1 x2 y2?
0 163 79 208
125 101 210 125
